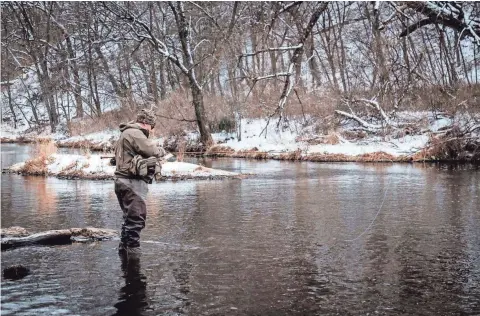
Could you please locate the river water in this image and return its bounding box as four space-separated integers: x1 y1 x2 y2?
1 143 479 315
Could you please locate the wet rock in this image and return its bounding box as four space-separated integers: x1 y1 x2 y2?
3 265 30 280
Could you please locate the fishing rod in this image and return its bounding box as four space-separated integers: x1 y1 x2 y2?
100 153 175 162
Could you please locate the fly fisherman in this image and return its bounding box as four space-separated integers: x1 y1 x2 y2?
114 109 166 257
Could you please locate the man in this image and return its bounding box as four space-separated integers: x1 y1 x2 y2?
114 109 166 257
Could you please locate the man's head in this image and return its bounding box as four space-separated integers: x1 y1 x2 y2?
136 109 156 130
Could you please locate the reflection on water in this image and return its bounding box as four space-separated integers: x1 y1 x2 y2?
113 256 149 316
1 144 479 315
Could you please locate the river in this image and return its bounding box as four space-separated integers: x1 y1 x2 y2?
1 143 479 315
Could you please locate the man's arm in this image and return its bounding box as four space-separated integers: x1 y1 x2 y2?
130 130 166 158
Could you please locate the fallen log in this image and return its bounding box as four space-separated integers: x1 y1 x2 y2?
1 227 118 251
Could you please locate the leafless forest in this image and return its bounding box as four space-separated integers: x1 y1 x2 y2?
1 2 479 146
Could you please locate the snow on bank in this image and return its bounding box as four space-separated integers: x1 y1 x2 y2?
161 161 238 178
305 134 430 156
55 130 120 151
61 130 120 144
211 115 441 157
3 111 477 161
7 153 240 180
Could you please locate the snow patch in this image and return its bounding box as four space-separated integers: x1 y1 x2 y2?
7 153 239 179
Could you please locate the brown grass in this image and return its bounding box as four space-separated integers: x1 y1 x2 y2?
300 151 409 162
176 139 186 162
303 153 353 162
325 132 340 145
206 145 235 157
278 149 302 161
298 130 341 146
409 132 470 162
194 166 205 172
68 107 135 136
22 140 57 175
205 146 408 163
341 130 368 141
56 139 114 153
386 84 479 114
356 152 396 162
234 148 269 159
23 157 49 175
61 161 77 172
205 146 271 160
57 169 85 178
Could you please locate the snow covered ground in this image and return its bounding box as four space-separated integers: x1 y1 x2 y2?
7 153 239 180
46 112 454 157
209 113 455 157
2 110 478 168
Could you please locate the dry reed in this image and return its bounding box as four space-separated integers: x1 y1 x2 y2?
23 139 57 175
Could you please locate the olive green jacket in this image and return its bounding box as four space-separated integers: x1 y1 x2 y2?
114 121 166 179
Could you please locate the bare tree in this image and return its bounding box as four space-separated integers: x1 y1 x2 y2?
239 2 328 132
2 1 478 140
99 1 239 146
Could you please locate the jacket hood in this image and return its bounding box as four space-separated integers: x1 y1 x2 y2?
119 121 149 137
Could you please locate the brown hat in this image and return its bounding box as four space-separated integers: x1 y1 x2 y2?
136 109 156 128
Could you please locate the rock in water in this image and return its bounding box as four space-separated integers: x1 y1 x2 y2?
3 265 30 280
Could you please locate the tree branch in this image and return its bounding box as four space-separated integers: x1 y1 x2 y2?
399 17 433 37
400 1 480 40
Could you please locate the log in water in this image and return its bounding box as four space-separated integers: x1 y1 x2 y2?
1 227 118 250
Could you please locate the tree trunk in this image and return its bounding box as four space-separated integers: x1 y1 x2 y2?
94 45 126 99
171 1 213 147
191 83 213 147
37 62 58 132
6 79 17 129
149 53 159 103
372 4 388 100
306 34 322 88
158 58 167 100
65 35 83 118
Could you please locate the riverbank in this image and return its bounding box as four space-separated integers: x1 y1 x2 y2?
2 112 479 163
3 153 242 181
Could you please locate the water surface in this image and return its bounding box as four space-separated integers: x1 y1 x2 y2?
1 144 479 315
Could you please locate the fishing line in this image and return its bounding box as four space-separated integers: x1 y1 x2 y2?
344 175 392 242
